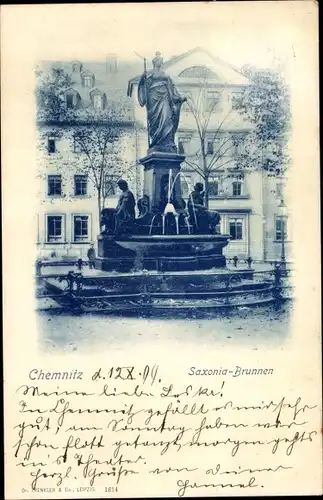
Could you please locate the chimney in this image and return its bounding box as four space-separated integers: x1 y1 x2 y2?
106 53 118 74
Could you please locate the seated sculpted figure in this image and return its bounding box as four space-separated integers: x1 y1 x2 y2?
187 182 220 234
100 179 136 235
115 179 136 222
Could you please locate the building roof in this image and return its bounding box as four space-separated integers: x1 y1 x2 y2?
163 47 245 75
40 48 250 119
128 46 251 91
40 58 143 120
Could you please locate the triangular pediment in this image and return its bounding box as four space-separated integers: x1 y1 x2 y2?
64 87 80 96
127 47 251 97
89 87 103 95
80 70 94 77
164 47 250 86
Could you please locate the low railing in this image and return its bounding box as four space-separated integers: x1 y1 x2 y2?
226 256 294 268
36 262 294 313
226 256 253 269
35 258 90 275
35 256 294 275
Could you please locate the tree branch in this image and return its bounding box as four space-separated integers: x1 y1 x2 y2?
184 158 204 177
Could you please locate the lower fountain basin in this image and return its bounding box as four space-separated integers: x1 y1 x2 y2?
42 268 279 316
115 233 230 254
102 233 231 272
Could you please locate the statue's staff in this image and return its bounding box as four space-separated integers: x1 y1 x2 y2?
134 51 150 148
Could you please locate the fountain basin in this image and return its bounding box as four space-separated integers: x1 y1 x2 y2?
116 233 230 253
96 233 230 272
42 268 279 316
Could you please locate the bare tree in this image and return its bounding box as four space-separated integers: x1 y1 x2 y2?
36 68 137 230
183 80 245 208
182 68 290 207
71 110 136 230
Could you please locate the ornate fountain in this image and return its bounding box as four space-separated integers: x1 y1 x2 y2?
96 52 231 273
43 55 277 314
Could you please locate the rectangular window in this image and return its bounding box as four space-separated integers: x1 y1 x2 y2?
48 175 62 196
206 91 220 110
178 137 190 155
74 175 87 196
47 137 56 154
178 140 185 154
104 175 119 196
107 61 117 74
66 94 74 109
232 134 245 156
73 215 89 242
181 176 191 198
232 91 243 110
47 215 64 242
276 183 284 199
182 91 192 112
208 179 219 197
73 136 82 153
229 218 243 240
93 94 102 109
275 216 288 241
232 181 242 196
206 140 214 155
83 75 92 87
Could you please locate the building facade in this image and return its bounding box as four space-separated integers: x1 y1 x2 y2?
36 48 292 261
36 57 140 258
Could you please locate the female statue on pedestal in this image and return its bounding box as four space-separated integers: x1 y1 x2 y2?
137 52 186 153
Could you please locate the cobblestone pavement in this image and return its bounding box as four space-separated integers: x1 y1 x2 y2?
36 261 292 353
37 302 292 354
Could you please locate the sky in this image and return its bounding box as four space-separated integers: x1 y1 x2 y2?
2 2 308 76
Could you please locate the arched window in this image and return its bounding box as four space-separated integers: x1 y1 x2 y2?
178 66 218 79
64 88 80 109
90 90 106 110
66 94 74 109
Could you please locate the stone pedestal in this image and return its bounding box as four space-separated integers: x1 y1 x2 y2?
95 149 231 273
139 152 186 212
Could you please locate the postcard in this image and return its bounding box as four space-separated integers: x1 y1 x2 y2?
2 1 322 498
